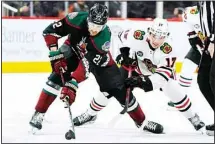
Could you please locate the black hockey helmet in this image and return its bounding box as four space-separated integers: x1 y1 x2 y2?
88 3 109 25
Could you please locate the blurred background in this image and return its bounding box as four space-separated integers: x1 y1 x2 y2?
2 1 197 21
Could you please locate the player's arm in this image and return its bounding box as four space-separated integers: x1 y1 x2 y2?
43 12 82 51
125 44 176 92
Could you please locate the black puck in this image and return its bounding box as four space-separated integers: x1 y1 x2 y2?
65 130 75 140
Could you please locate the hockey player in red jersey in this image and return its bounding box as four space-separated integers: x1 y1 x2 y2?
29 4 163 134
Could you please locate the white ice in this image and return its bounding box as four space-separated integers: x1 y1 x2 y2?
2 73 214 143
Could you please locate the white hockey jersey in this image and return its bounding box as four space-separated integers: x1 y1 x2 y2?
119 28 177 76
183 6 202 34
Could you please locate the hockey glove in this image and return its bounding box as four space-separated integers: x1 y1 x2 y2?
116 54 137 68
60 79 78 108
124 76 143 88
188 31 205 51
49 50 68 74
124 75 153 92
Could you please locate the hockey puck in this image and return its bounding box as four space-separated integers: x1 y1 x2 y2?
65 130 75 140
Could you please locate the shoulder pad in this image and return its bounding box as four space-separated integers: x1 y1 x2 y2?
92 26 111 52
160 42 172 54
66 12 88 27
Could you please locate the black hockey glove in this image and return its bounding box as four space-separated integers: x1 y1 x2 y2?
116 54 137 67
124 75 153 92
116 47 137 67
188 31 204 50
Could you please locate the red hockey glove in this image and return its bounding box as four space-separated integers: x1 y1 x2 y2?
60 79 78 108
49 50 67 74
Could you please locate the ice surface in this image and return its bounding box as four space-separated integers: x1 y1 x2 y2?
2 73 214 143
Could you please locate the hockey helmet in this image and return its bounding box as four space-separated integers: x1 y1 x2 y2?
88 3 108 25
148 18 170 39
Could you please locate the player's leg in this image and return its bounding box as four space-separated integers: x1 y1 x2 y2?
197 52 214 110
73 66 138 126
207 50 215 136
73 92 112 126
108 87 163 134
29 44 80 130
168 48 200 107
162 79 205 131
74 65 163 134
179 48 201 93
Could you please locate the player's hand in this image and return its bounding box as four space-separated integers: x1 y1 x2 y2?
60 79 78 108
116 54 137 68
49 50 68 74
188 33 204 51
124 76 143 88
207 42 214 58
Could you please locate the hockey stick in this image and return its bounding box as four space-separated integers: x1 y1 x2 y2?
108 66 132 127
120 66 132 114
59 67 76 139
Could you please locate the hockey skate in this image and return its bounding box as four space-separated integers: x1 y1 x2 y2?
137 120 164 134
188 113 205 131
206 124 214 136
73 111 97 126
29 111 45 133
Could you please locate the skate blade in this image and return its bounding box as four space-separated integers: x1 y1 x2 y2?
206 130 214 136
28 127 39 135
197 126 206 135
75 120 96 127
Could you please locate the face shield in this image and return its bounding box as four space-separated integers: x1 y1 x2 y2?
87 20 105 36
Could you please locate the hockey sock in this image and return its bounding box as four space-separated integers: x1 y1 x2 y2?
163 79 195 119
127 97 145 126
179 59 198 94
88 92 111 116
35 81 60 113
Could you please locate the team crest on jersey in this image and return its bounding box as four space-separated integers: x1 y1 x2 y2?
133 30 145 40
190 8 198 14
77 37 88 51
102 41 110 52
68 12 78 19
160 42 172 54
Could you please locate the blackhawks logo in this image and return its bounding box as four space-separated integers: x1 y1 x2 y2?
160 42 172 54
190 8 198 14
133 30 145 40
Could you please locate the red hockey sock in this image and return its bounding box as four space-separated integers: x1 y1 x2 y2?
35 90 57 113
128 105 145 126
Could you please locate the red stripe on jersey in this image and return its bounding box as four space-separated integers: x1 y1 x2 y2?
65 17 81 29
156 70 171 77
90 37 105 54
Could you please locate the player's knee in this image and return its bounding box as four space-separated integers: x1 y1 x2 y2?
43 80 61 97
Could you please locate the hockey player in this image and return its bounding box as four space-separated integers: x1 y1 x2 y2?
29 4 163 134
167 6 214 135
73 18 205 132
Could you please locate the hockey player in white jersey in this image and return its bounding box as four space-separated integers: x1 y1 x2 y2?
168 6 205 107
73 18 205 131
